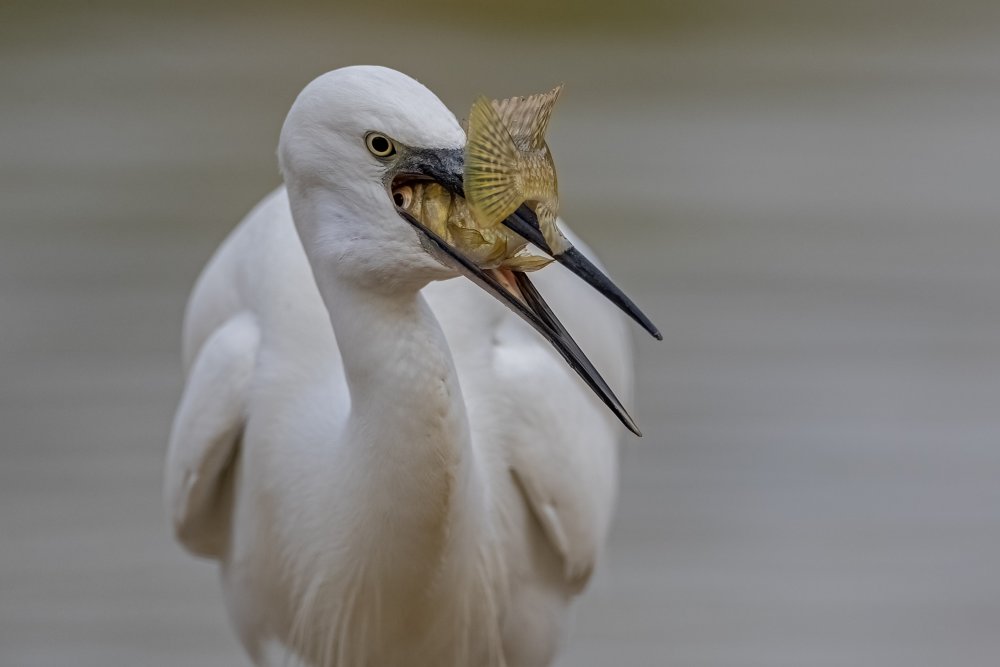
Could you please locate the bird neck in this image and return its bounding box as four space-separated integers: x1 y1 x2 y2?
324 275 469 447
297 272 497 664
315 270 480 579
282 186 501 661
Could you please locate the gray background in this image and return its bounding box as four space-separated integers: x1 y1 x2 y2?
3 2 1000 665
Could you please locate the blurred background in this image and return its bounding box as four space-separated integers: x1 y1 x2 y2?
3 1 1000 665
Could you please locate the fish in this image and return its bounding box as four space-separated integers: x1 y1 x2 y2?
395 86 566 272
464 86 569 255
394 180 552 271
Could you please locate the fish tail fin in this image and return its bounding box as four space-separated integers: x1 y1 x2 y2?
464 96 525 228
493 84 563 150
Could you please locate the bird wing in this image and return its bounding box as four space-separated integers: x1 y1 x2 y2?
509 428 617 591
472 231 627 592
164 312 259 558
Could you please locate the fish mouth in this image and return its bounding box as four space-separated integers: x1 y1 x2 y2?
391 169 641 436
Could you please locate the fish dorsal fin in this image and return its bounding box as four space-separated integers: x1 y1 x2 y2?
465 96 525 228
492 85 563 150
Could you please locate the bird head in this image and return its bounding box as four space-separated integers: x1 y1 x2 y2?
278 66 657 435
279 66 467 288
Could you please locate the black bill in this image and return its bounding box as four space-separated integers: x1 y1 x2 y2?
397 207 641 436
400 147 661 340
500 204 662 340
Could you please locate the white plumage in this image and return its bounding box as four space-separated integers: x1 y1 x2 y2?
165 66 633 667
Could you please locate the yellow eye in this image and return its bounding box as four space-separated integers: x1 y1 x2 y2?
365 132 396 158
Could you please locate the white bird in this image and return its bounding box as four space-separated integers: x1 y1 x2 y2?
165 66 657 667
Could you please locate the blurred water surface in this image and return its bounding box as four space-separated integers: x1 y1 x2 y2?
2 2 1000 666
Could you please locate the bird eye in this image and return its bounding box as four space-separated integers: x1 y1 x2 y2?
365 132 396 158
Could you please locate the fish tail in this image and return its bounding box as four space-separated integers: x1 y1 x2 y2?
493 84 563 150
493 85 563 238
464 96 526 228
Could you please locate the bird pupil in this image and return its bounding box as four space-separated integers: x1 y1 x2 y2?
372 136 389 153
393 192 405 206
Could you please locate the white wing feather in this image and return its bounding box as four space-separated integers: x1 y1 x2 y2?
491 232 629 590
165 312 258 558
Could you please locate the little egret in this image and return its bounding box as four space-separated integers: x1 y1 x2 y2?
165 66 657 667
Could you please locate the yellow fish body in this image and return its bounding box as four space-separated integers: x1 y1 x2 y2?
464 86 568 255
396 181 552 271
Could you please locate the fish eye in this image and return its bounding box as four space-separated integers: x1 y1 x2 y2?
392 184 413 208
365 132 396 158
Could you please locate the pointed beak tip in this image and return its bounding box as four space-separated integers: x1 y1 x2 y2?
398 180 651 436
615 404 642 437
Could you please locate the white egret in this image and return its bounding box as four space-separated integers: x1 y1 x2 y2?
165 66 657 667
